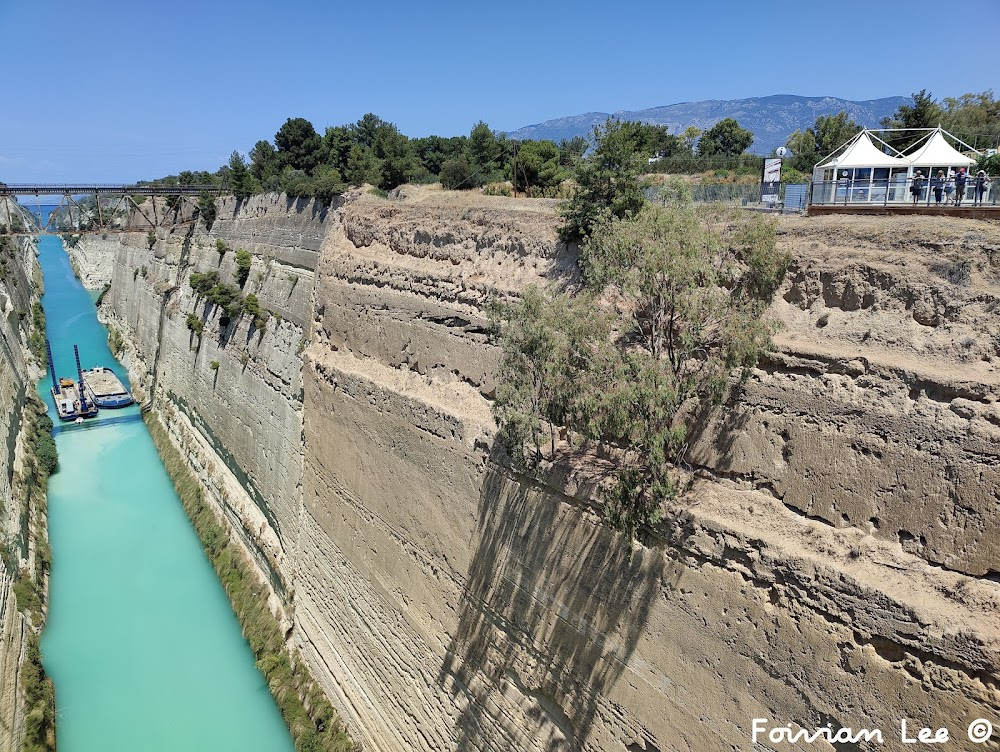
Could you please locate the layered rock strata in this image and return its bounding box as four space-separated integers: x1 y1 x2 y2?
89 187 1000 751
0 234 42 752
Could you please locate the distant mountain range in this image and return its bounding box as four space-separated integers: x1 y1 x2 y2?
507 95 909 154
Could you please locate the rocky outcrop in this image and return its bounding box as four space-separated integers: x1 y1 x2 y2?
65 235 119 290
0 233 41 752
98 188 1000 751
689 215 1000 575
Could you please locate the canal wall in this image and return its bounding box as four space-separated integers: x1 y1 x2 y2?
0 233 43 752
83 190 1000 751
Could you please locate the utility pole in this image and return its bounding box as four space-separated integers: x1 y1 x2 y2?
511 142 518 199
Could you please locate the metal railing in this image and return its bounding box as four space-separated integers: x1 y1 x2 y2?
809 177 997 207
0 183 227 196
645 182 810 212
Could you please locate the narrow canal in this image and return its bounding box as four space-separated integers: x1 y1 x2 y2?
36 235 295 751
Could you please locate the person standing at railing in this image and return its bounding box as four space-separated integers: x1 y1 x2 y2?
945 169 956 205
910 171 925 205
932 171 945 205
838 171 850 201
974 170 990 206
954 168 968 207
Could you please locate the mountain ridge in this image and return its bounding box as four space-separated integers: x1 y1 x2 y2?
507 94 908 153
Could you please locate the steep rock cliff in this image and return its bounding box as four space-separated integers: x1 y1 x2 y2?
0 233 43 752
91 188 1000 751
93 194 323 595
298 191 1000 750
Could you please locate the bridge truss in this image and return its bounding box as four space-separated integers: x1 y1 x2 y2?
0 184 229 236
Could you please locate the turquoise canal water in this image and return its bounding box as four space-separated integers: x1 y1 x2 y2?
36 235 295 752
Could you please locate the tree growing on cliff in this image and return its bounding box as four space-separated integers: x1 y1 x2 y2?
234 249 252 288
493 204 790 536
197 193 217 230
558 118 647 243
249 140 281 185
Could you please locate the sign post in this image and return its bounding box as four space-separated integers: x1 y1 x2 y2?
762 157 782 206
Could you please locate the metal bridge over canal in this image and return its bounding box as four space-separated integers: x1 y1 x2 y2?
0 183 229 236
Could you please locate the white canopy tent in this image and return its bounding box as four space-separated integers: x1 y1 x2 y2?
813 132 908 203
815 132 907 173
812 127 983 205
904 128 976 172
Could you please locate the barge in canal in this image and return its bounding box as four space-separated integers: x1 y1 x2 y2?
46 340 99 421
81 366 134 408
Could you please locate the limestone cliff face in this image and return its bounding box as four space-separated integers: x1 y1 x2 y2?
689 216 1000 577
299 193 1000 750
95 188 1000 752
93 194 323 593
0 233 41 752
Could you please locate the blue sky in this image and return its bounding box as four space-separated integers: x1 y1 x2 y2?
1 0 997 182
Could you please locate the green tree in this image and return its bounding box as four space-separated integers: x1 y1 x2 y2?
350 113 390 150
512 140 566 195
881 90 943 150
275 117 323 173
234 249 252 288
227 151 256 200
310 164 347 204
34 417 58 476
198 193 218 230
494 204 790 536
680 126 701 153
784 128 818 171
465 121 506 184
190 270 220 296
976 152 1000 175
249 140 281 184
558 118 646 243
412 135 467 176
619 121 680 158
940 92 1000 150
323 125 355 175
785 111 861 171
557 136 588 166
343 145 378 186
490 286 613 461
186 313 204 336
439 155 474 190
372 123 417 190
697 118 754 156
813 112 862 153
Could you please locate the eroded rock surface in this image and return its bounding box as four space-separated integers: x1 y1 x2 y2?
0 234 42 751
93 187 1000 751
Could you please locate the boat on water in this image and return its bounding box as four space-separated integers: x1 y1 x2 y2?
81 366 134 408
46 340 99 421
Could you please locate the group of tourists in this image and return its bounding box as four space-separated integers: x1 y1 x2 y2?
909 167 991 207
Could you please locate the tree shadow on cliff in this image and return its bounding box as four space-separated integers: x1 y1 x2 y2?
438 445 665 750
683 382 752 473
283 195 334 222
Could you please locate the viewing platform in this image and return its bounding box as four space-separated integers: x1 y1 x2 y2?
808 204 1000 219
